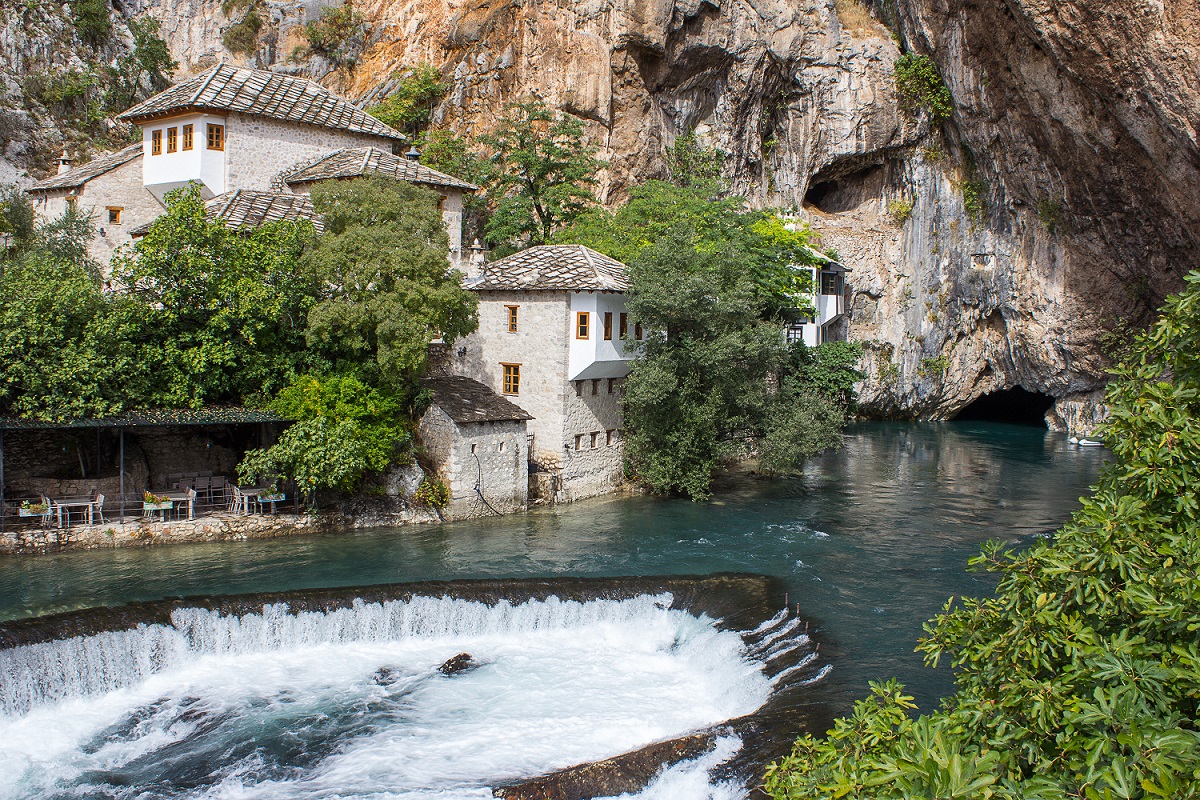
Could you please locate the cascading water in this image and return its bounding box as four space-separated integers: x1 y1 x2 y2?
0 592 815 800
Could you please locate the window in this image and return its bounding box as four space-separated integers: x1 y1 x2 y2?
207 123 225 151
603 311 613 340
635 323 644 340
592 379 599 396
619 313 628 338
498 440 505 452
606 429 617 446
786 324 805 344
590 432 600 449
166 127 177 153
151 129 162 155
182 124 194 150
576 312 590 339
820 271 842 295
471 443 477 454
607 378 616 394
574 381 583 397
574 434 585 451
502 363 521 395
438 196 447 212
506 305 519 333
106 207 123 225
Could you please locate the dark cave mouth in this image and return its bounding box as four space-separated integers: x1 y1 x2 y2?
952 387 1055 427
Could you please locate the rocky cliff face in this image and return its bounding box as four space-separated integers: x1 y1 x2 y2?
11 0 1197 431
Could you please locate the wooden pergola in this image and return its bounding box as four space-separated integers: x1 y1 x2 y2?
0 409 284 533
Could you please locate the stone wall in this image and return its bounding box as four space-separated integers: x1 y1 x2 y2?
558 379 625 502
30 156 164 271
225 113 396 191
418 405 529 520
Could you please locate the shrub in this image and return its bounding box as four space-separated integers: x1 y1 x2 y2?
302 4 365 66
413 477 450 509
893 53 953 122
887 198 913 225
956 178 985 220
366 64 447 136
1036 196 1063 233
71 0 111 47
765 271 1200 799
223 7 262 55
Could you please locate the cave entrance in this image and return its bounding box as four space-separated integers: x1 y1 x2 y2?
803 165 884 213
952 387 1055 427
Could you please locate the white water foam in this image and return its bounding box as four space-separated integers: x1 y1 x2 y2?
0 594 779 800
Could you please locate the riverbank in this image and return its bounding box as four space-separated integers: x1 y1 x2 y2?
0 505 441 556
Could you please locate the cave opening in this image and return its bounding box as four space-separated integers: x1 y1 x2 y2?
803 165 885 213
952 387 1055 427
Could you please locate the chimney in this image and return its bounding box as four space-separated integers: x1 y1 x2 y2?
57 149 73 175
404 146 421 162
468 238 488 279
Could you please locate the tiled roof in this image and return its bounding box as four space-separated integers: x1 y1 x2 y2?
423 376 533 425
466 245 629 292
284 147 477 191
129 190 323 236
28 144 142 192
117 64 405 142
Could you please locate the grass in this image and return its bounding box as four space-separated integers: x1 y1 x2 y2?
835 0 881 36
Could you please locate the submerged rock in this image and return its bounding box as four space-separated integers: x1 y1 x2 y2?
438 653 476 676
493 732 717 800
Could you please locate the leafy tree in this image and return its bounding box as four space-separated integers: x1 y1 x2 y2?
480 99 605 251
300 176 478 392
222 6 263 55
0 185 37 244
111 184 319 408
368 64 447 136
618 219 853 500
238 374 410 503
765 272 1200 799
0 208 136 421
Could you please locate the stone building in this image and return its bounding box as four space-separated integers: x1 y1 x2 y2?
450 245 641 502
418 376 533 519
28 64 474 268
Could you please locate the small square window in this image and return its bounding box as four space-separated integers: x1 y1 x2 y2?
502 363 521 395
635 323 644 340
471 443 477 454
106 207 123 225
603 311 613 340
592 379 599 396
166 127 177 153
619 313 628 338
607 378 616 394
574 380 583 397
576 312 590 339
151 129 162 155
606 429 616 446
207 123 225 151
590 432 600 449
498 440 505 452
574 434 585 451
182 124 194 151
506 305 519 333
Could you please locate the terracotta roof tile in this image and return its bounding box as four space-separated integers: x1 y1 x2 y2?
423 376 534 424
466 245 629 292
117 64 404 142
284 147 477 191
28 145 142 192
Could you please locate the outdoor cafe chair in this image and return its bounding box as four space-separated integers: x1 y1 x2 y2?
94 493 105 524
193 476 211 503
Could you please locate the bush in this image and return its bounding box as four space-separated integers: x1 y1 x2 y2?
887 198 913 225
367 64 447 136
413 477 449 509
223 7 262 55
765 271 1200 799
1036 197 1063 233
893 53 953 122
302 4 365 67
71 0 111 47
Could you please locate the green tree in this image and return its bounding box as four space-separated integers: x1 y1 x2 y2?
111 184 319 409
480 99 605 250
105 18 177 113
301 3 365 67
765 272 1200 799
367 64 447 137
300 176 478 392
893 52 953 122
0 208 136 421
664 130 725 192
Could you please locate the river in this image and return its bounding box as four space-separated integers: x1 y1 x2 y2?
0 422 1109 798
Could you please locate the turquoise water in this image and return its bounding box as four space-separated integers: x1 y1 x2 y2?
0 422 1108 716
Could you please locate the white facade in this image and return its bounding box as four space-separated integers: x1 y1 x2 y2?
567 291 637 380
139 112 228 200
789 264 849 347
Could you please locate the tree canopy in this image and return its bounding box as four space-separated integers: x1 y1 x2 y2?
765 272 1200 799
